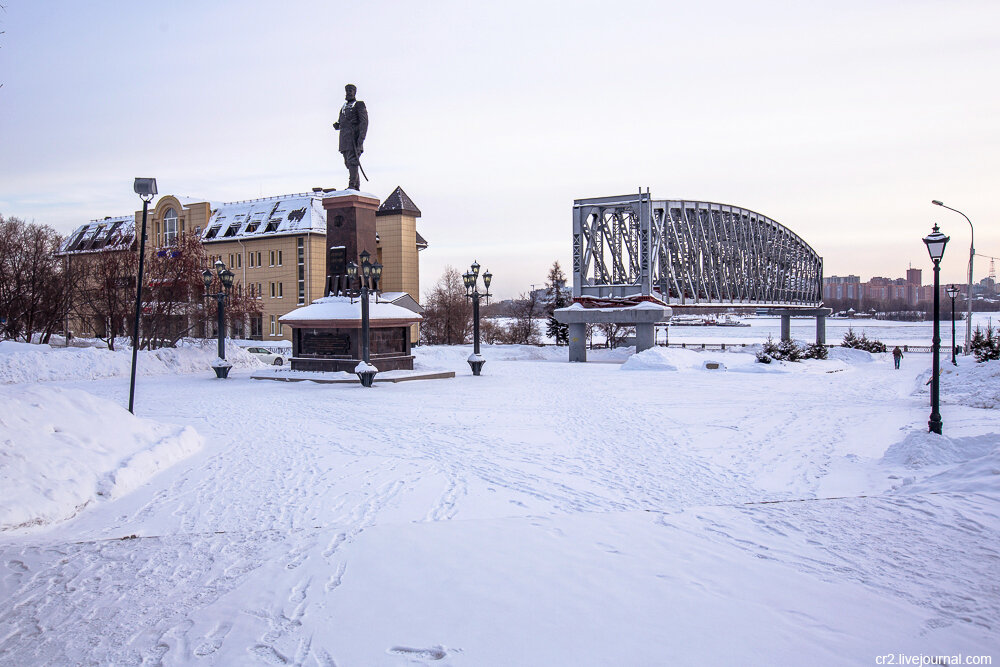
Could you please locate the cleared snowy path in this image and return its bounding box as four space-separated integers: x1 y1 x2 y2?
1 347 998 665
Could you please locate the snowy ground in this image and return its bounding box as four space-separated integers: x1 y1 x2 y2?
1 341 998 665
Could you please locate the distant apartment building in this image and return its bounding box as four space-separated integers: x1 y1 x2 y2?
824 265 997 310
864 276 920 306
823 269 922 308
822 275 862 302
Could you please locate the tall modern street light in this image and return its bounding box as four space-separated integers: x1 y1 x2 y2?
923 224 949 435
347 249 383 387
463 260 492 376
946 284 960 366
932 200 973 354
128 177 157 414
202 259 236 378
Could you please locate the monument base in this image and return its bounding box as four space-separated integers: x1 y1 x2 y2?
291 354 414 373
279 295 422 374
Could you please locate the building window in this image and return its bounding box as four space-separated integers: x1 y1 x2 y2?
256 251 262 267
257 282 262 298
297 237 305 305
277 250 283 266
270 282 275 298
249 253 255 268
251 315 262 339
163 208 178 246
278 321 284 335
278 282 283 298
269 250 275 266
236 253 242 268
270 315 276 336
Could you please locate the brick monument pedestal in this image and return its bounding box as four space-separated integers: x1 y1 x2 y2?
323 192 380 291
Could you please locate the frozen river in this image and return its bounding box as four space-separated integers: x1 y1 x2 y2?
659 312 998 348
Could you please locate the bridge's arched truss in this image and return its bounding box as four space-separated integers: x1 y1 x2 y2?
572 193 823 306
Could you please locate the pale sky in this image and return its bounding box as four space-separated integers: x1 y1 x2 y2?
2 0 998 299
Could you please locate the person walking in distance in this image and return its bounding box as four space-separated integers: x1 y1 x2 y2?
892 345 904 370
333 83 368 191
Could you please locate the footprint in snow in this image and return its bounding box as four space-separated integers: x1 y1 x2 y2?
6 560 28 573
388 645 447 661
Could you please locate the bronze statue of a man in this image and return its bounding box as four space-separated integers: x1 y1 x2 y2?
333 83 368 191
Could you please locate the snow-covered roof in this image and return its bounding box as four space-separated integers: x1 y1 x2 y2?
60 189 427 254
379 292 425 314
279 295 422 326
202 193 328 243
59 216 136 254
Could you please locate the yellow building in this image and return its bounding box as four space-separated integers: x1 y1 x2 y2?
60 187 426 343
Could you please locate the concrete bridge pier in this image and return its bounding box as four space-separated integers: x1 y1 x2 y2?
568 323 588 362
636 322 656 351
777 308 832 344
556 303 671 363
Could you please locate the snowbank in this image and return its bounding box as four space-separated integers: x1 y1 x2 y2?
881 430 998 469
621 347 704 371
0 385 204 531
896 449 1000 495
922 358 1000 409
828 346 876 364
621 346 794 372
0 339 262 385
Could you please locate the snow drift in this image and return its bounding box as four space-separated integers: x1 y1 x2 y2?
0 385 204 531
881 430 999 469
0 339 262 385
914 358 1000 409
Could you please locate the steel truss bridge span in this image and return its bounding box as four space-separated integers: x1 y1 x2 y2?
572 193 823 307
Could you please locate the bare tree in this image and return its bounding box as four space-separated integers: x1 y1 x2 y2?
0 215 68 342
70 247 137 349
505 291 541 345
421 266 472 344
138 234 260 349
596 322 634 349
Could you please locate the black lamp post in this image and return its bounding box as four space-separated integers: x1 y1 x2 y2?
128 177 157 414
202 259 236 378
923 224 949 435
463 260 492 376
946 284 960 365
347 249 381 387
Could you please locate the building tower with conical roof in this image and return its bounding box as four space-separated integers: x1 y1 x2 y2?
376 186 423 302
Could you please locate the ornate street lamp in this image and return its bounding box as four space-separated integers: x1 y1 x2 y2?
347 252 378 387
203 260 235 378
464 260 492 376
923 224 949 434
128 177 157 414
932 200 974 354
946 284 960 365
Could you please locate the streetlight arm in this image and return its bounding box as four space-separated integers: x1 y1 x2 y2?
936 202 974 250
933 200 975 354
